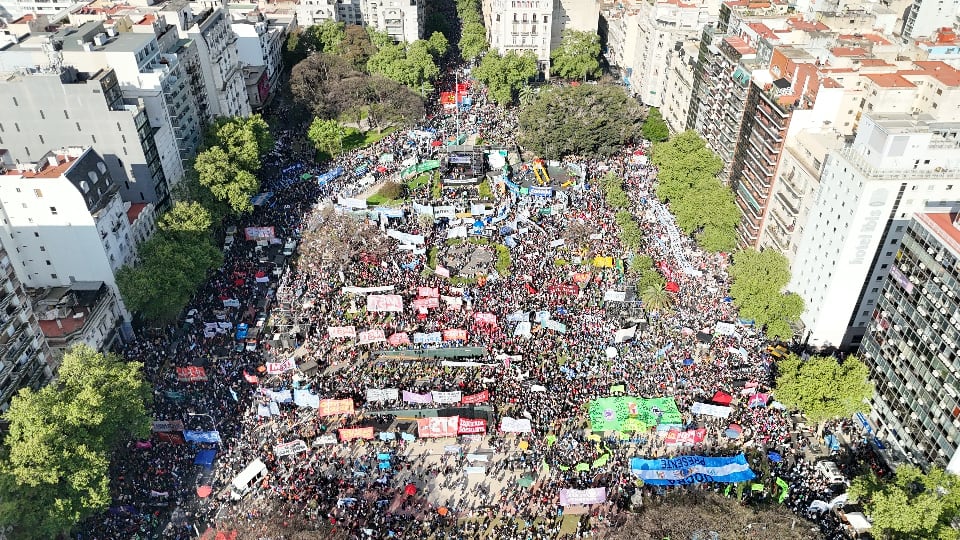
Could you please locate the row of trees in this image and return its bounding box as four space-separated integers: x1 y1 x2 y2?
728 249 805 341
650 131 739 252
473 51 538 106
550 30 602 81
0 346 152 539
117 116 273 322
367 31 449 93
456 0 489 62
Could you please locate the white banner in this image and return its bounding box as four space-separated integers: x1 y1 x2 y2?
386 229 425 245
314 434 337 445
691 402 733 418
447 225 468 239
441 295 463 310
342 285 395 295
338 197 367 209
604 290 627 302
500 417 532 433
274 439 308 457
714 322 741 338
434 206 456 218
614 326 637 343
358 329 387 345
514 321 532 338
366 294 404 312
328 326 357 339
431 390 463 404
440 360 497 367
549 239 565 248
266 358 295 374
366 388 400 402
466 453 489 462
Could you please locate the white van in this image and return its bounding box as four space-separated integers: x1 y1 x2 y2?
231 458 267 499
816 461 848 485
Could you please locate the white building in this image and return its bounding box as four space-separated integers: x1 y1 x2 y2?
484 0 554 72
659 39 699 133
295 0 424 43
788 114 960 349
230 10 286 105
902 0 960 41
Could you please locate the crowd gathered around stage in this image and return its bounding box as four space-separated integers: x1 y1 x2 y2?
77 69 885 540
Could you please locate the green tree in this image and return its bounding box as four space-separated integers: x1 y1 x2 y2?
615 210 644 250
601 172 631 209
195 115 273 215
342 25 377 70
426 31 449 59
550 30 601 80
205 115 273 173
651 130 723 203
850 466 960 540
302 20 345 54
642 107 670 142
194 148 259 214
728 249 804 340
638 268 666 291
629 254 653 275
367 39 440 91
519 84 642 158
308 117 347 157
0 345 152 539
158 200 212 234
459 22 489 62
774 354 873 425
473 50 538 105
640 285 672 312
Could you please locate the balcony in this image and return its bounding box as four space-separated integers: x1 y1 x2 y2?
775 191 800 215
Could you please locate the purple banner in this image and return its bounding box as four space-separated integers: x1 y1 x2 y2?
402 391 434 404
889 265 914 294
559 487 607 506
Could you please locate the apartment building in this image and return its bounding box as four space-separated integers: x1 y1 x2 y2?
484 0 598 74
789 114 960 349
860 212 960 472
660 39 700 133
902 0 960 41
229 9 287 107
295 0 423 42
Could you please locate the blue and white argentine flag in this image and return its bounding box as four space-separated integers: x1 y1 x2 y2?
630 454 756 486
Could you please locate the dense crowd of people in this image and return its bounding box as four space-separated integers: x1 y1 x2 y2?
76 69 885 540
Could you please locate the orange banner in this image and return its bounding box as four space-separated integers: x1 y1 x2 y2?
443 329 468 341
318 399 355 417
417 416 459 438
338 427 375 441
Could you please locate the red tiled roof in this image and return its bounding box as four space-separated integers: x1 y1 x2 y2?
39 312 88 338
831 47 870 57
127 202 148 224
864 73 917 88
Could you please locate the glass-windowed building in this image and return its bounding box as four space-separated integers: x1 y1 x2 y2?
860 212 960 472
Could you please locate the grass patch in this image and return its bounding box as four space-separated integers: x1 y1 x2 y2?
494 244 512 276
316 126 396 162
366 181 406 206
407 173 431 190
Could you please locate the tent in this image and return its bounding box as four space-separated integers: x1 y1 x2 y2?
194 449 217 467
711 391 733 405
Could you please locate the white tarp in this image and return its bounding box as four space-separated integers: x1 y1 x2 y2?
604 290 627 302
691 402 732 418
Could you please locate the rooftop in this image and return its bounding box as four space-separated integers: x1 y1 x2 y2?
919 213 960 258
725 36 756 55
864 73 917 88
830 47 870 57
786 16 830 32
126 202 148 224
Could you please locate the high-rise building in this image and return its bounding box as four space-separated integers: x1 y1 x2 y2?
902 0 960 41
295 0 424 43
789 114 960 349
860 212 960 471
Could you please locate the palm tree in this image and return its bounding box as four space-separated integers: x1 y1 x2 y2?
640 285 672 313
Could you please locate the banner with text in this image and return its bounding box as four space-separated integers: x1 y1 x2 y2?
630 454 756 486
559 488 607 506
318 399 355 417
417 416 459 438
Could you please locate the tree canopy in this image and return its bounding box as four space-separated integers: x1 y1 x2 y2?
367 39 440 92
473 50 538 105
519 84 641 158
195 115 273 215
307 118 347 157
456 0 488 62
550 30 601 80
728 248 804 340
652 130 738 252
774 353 872 424
850 466 960 540
0 345 152 539
642 107 670 142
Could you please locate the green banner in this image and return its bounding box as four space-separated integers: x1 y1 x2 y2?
575 463 590 472
776 477 789 503
591 454 610 469
587 396 683 432
610 384 625 394
751 483 765 492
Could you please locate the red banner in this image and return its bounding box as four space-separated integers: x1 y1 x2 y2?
665 428 707 445
243 371 259 384
573 272 592 284
176 366 207 382
387 332 411 346
473 313 497 326
414 297 440 309
548 284 579 295
318 399 355 417
155 432 185 445
417 287 439 298
416 416 459 438
457 417 487 434
443 329 468 341
339 427 375 441
461 390 489 404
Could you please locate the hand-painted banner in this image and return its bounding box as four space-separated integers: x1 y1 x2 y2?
414 332 442 344
441 295 463 310
402 391 433 404
176 366 207 382
358 329 387 345
387 332 411 346
431 390 463 404
152 420 185 432
274 439 308 457
183 430 222 443
417 287 440 298
461 390 489 404
587 396 682 432
665 428 707 445
244 226 275 241
367 295 404 312
266 358 295 374
457 417 487 434
474 313 497 326
543 319 567 333
691 402 732 418
339 427 375 441
318 399 355 417
414 297 440 309
328 326 357 339
500 417 532 433
630 454 756 486
366 388 399 402
559 488 607 506
417 416 459 438
443 329 468 341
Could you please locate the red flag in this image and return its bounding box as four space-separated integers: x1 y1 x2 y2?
525 283 537 295
243 371 259 384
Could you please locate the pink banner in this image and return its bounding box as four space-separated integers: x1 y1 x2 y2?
443 329 468 341
665 428 706 445
473 313 497 326
328 326 357 339
559 488 607 506
402 391 433 404
366 294 404 312
339 427 375 441
435 266 450 278
176 366 207 382
417 287 440 298
318 399 355 417
358 329 386 345
387 332 411 346
461 390 490 404
457 417 487 434
417 416 459 438
413 297 440 309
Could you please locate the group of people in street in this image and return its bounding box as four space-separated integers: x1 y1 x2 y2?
77 68 882 540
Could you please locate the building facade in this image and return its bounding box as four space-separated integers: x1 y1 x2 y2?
902 0 960 41
484 0 555 73
860 212 960 472
295 0 423 42
789 114 960 349
230 10 286 103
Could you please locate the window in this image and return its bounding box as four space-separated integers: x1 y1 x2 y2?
33 189 42 198
49 207 57 215
45 260 50 266
50 274 57 279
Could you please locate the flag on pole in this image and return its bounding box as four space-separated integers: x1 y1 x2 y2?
229 387 238 402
